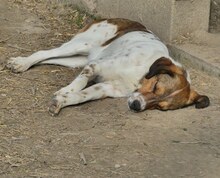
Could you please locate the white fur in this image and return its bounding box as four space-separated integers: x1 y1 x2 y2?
7 19 187 115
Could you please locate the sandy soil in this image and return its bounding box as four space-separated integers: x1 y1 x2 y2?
0 1 220 177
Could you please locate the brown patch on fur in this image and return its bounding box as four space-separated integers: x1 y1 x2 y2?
108 18 149 34
146 57 185 79
89 64 96 71
101 34 121 46
81 64 96 77
81 91 88 95
102 18 151 46
138 77 158 94
157 101 169 110
81 69 90 75
79 18 151 46
62 95 67 98
78 19 106 33
94 86 101 90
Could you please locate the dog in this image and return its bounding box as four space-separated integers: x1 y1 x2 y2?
6 18 210 116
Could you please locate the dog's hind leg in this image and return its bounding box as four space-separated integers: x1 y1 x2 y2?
40 56 88 68
6 19 119 73
6 38 92 73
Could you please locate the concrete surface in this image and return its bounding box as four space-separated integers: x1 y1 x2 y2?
171 0 210 40
210 0 220 33
168 27 220 78
63 0 210 42
169 44 220 78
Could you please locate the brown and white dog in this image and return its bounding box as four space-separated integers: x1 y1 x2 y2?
6 18 210 116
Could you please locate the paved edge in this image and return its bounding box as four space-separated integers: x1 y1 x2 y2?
168 44 220 79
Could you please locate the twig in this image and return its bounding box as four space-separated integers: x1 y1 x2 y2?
0 35 16 43
79 152 87 165
7 44 32 52
172 140 209 145
0 64 5 71
0 17 9 21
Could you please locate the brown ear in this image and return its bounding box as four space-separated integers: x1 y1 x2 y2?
188 90 210 109
146 57 183 79
195 95 210 109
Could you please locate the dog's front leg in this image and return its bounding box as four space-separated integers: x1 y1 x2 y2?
49 82 125 116
55 64 98 95
49 64 97 115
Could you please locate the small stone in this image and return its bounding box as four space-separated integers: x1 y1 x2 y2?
115 164 121 168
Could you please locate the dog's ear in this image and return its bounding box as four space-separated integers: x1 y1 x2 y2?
195 95 210 108
187 90 210 109
145 57 183 79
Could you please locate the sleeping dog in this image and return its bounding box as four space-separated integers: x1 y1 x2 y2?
6 18 210 116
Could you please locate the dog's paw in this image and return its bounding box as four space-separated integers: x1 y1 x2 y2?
48 97 63 116
6 57 30 73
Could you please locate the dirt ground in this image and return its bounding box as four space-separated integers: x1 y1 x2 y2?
0 1 220 178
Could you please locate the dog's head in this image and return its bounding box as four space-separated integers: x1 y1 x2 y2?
128 57 210 112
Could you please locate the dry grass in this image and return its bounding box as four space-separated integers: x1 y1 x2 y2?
9 0 96 43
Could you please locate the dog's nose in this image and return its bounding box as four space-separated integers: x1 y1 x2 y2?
129 100 142 112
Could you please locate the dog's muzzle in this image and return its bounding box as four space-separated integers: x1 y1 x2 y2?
128 92 146 112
